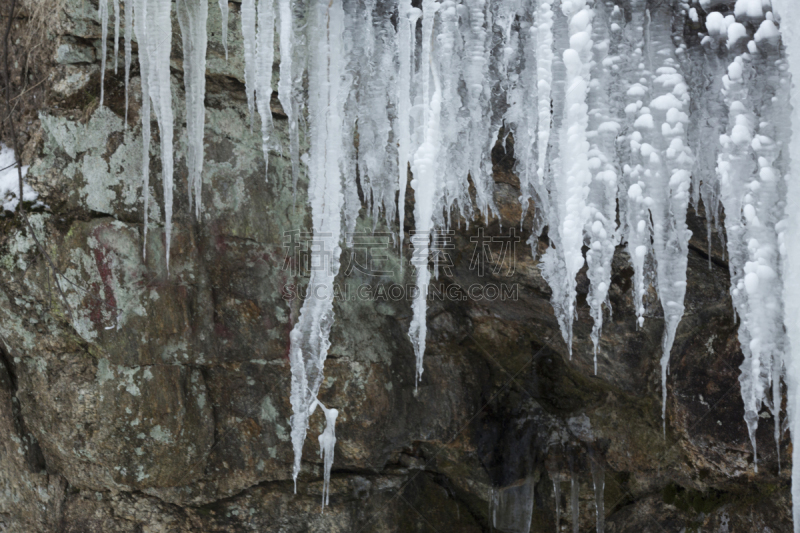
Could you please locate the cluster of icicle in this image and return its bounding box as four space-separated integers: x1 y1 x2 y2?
95 0 800 524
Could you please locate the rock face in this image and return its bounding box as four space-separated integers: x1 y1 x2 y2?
0 0 793 531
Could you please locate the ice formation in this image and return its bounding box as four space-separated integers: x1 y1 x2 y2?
132 0 174 267
177 0 208 218
287 0 347 497
218 0 229 60
776 2 800 530
97 0 800 526
570 467 579 533
123 0 132 127
99 0 109 106
255 0 275 181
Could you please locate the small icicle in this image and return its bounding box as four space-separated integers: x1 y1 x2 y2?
133 0 150 258
99 0 109 106
219 0 229 60
113 0 120 73
553 470 562 532
123 0 133 128
255 0 275 181
396 0 418 251
277 0 296 190
590 451 605 533
311 399 339 511
571 472 579 533
241 0 257 128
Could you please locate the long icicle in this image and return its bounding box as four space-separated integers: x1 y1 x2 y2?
409 0 443 386
775 2 800 530
123 0 133 128
256 0 275 181
288 0 347 492
242 0 257 127
99 0 109 106
177 0 208 218
113 0 120 73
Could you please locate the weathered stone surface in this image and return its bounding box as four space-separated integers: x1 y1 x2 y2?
0 0 793 531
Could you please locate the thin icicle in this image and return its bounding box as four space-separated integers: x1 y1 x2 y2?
242 0 257 127
219 0 229 60
113 0 120 74
591 453 605 533
99 0 109 107
133 0 151 257
277 0 297 190
552 470 562 532
177 0 208 218
256 0 275 180
397 1 419 249
535 0 554 183
571 470 579 533
124 0 133 128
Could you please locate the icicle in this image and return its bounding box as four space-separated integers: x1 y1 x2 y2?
133 0 174 267
492 478 535 533
540 0 595 357
713 4 787 473
288 0 348 491
124 0 133 128
552 470 562 531
409 0 443 386
277 0 298 191
397 1 418 249
354 1 398 228
242 0 257 127
99 0 109 107
461 0 496 220
506 3 538 222
133 0 150 256
643 4 694 432
310 399 338 510
177 0 208 219
535 0 554 183
585 2 619 373
619 4 651 333
571 470 579 533
219 0 229 60
113 0 120 74
255 0 275 181
773 3 800 530
591 455 605 533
